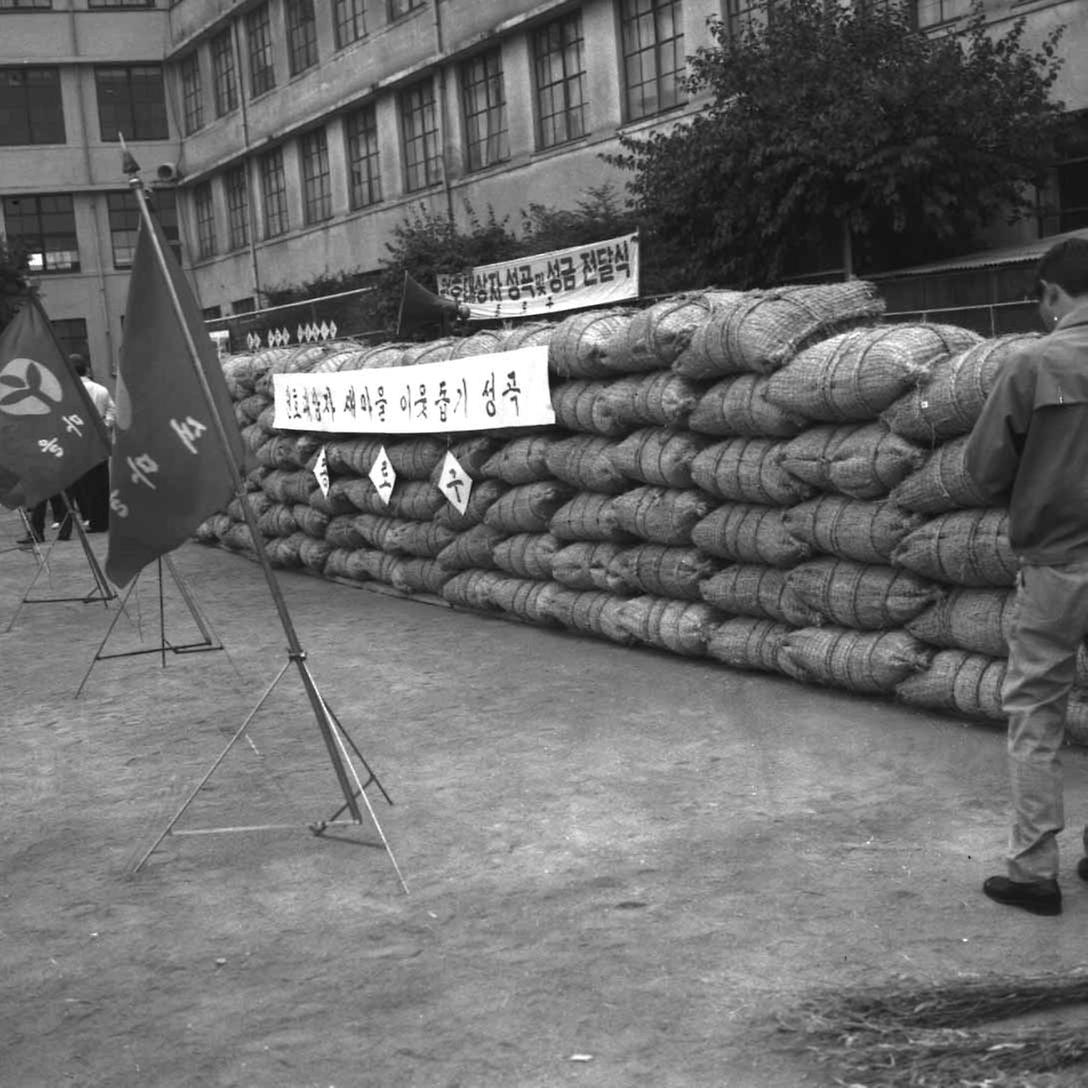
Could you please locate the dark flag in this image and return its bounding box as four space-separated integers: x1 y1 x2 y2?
106 210 243 587
0 297 111 509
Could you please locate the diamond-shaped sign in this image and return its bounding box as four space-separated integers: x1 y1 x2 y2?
312 445 330 497
437 450 472 515
369 445 395 505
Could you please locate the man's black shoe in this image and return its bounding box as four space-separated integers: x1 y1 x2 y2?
16 535 42 546
983 875 1062 916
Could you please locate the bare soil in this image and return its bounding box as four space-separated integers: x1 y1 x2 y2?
4 512 1088 1088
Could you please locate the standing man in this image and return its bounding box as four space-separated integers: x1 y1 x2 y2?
70 353 114 533
965 236 1088 917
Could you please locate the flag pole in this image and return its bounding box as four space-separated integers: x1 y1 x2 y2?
119 147 401 874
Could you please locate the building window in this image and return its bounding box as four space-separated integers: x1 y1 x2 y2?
194 182 216 259
334 0 367 48
211 29 239 117
180 53 204 135
914 0 968 27
286 0 318 77
51 318 88 359
0 0 53 8
246 4 276 98
0 67 65 146
232 296 256 313
95 65 168 142
724 0 771 39
387 0 423 19
300 129 332 224
201 305 222 321
87 0 153 7
225 165 250 250
106 189 180 268
1040 111 1088 237
532 12 586 150
460 49 508 172
345 103 381 209
259 148 289 237
620 0 684 121
2 194 79 274
399 79 440 193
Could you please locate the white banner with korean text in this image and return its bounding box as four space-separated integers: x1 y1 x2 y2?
436 232 639 320
272 345 555 434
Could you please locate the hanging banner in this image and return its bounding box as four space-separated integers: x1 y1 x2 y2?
272 345 555 434
436 232 639 320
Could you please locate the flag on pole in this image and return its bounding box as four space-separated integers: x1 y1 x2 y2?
0 296 111 510
106 210 243 587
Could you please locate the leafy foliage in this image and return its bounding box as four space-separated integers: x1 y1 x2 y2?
0 235 33 332
605 0 1066 288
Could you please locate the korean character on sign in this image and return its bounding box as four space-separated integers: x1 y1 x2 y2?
376 458 393 495
434 380 451 424
343 384 357 419
128 453 159 489
62 414 84 436
504 267 522 301
580 248 599 287
375 384 387 423
485 272 503 303
518 265 537 297
502 371 521 416
109 489 129 519
358 385 373 420
546 256 576 293
299 386 313 422
481 371 496 418
37 437 63 458
413 383 428 420
287 386 303 421
595 245 615 283
445 463 466 504
613 239 632 277
452 377 469 418
399 385 412 419
170 415 209 454
533 270 548 297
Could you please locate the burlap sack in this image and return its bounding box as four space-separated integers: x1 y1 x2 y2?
236 393 270 424
609 427 707 488
241 422 268 454
895 649 1006 721
673 282 884 379
344 478 444 520
292 503 329 539
221 522 256 552
786 558 942 630
706 618 792 674
550 493 635 543
308 482 356 518
481 435 558 484
435 523 506 571
350 513 399 552
698 563 811 625
262 468 316 505
611 370 703 427
441 569 502 611
544 588 636 644
780 627 933 694
606 544 719 601
492 532 562 580
388 556 453 595
550 541 628 591
325 514 367 549
385 520 457 559
888 435 990 514
881 333 1040 442
299 537 333 573
345 547 399 583
323 437 384 475
488 575 562 626
483 481 576 534
692 503 812 567
434 478 509 529
428 436 506 483
765 324 982 422
905 587 1015 657
349 342 410 369
611 292 730 372
449 328 506 358
688 375 808 438
265 531 306 568
400 338 459 365
501 321 556 351
690 438 813 506
551 379 631 437
549 308 632 377
891 508 1016 587
783 496 926 564
545 435 629 493
227 491 273 522
323 547 355 580
612 487 717 546
387 437 447 480
616 596 717 655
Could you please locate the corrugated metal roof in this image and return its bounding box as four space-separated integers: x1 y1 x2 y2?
871 227 1088 279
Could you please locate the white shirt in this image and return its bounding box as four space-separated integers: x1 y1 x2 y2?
82 376 116 431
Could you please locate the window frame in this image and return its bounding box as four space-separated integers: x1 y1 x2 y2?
225 164 250 250
333 0 367 49
193 181 216 260
2 193 80 275
259 147 289 238
245 3 277 99
300 128 332 224
619 0 685 122
387 0 423 20
913 0 969 28
460 48 509 173
106 189 180 269
179 52 204 136
211 29 239 117
345 102 382 209
94 64 169 143
532 11 587 151
285 0 319 77
0 66 66 146
399 78 441 193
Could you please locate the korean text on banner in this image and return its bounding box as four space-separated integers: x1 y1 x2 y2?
435 233 639 320
0 297 111 509
273 344 555 434
106 213 244 588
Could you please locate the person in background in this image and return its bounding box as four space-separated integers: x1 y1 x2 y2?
70 353 115 534
19 490 75 545
964 236 1088 917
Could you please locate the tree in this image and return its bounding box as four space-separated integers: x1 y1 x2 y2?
605 0 1065 289
0 235 32 332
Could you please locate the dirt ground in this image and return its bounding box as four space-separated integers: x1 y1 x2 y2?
4 509 1088 1088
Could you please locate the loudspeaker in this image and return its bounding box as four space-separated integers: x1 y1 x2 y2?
396 272 469 339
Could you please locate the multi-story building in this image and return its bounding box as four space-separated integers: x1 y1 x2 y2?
1 0 1085 373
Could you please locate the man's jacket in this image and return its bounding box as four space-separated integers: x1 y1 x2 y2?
964 301 1088 564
